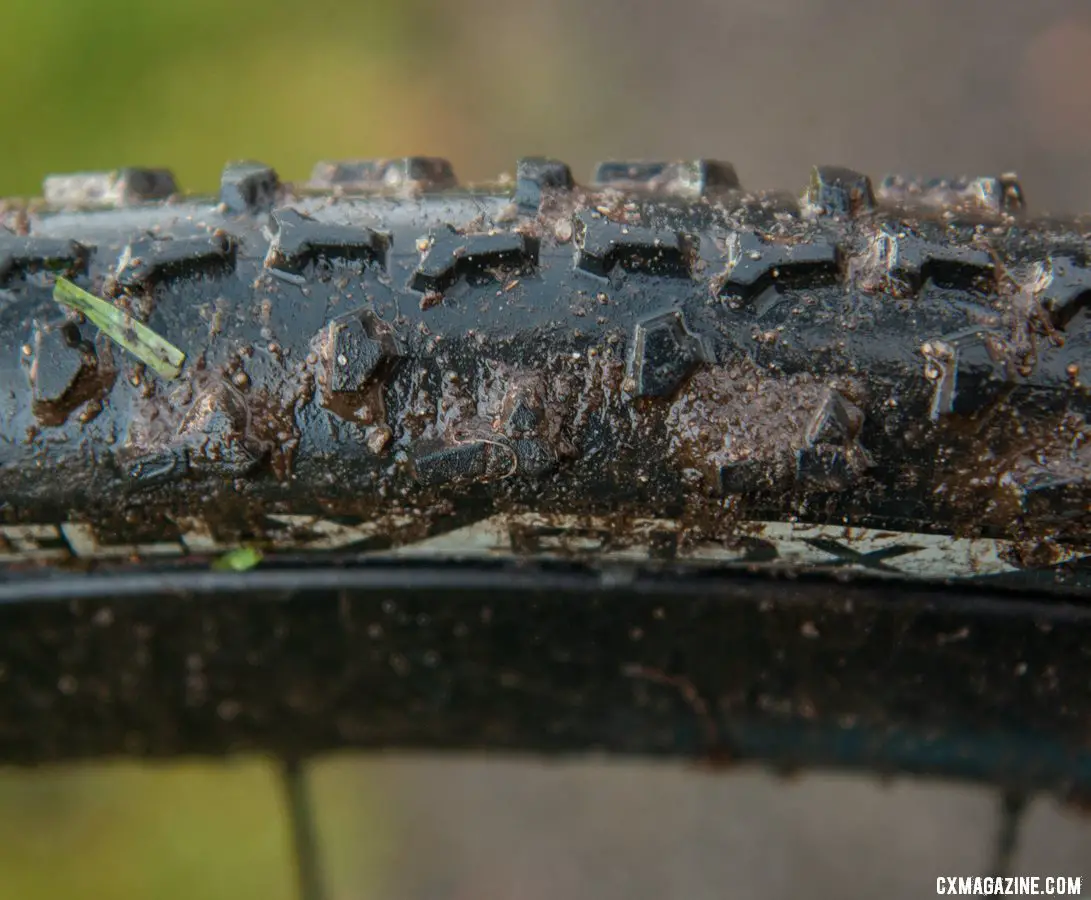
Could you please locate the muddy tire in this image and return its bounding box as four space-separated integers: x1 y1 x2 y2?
1 158 1087 590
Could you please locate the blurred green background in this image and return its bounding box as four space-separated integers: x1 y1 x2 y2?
0 0 603 198
0 758 390 899
5 1 1091 897
1 0 463 194
7 0 1091 208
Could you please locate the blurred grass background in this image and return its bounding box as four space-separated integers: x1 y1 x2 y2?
0 758 391 899
4 0 1091 897
0 0 601 197
0 0 461 194
6 0 1091 208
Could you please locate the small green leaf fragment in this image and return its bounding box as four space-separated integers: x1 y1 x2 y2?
212 547 264 572
52 277 186 379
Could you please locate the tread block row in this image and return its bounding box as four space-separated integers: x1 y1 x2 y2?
574 211 688 278
627 311 708 398
877 173 1025 214
116 234 236 289
805 166 875 217
0 236 89 286
32 161 1027 220
514 158 574 210
720 229 1000 299
592 160 740 197
1040 256 1091 330
720 231 839 293
325 308 405 394
43 169 177 207
872 229 994 287
309 158 456 192
411 227 538 293
920 328 1018 421
221 162 280 214
266 208 389 273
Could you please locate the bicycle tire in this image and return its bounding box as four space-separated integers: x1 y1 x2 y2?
1 159 1087 585
0 158 1089 787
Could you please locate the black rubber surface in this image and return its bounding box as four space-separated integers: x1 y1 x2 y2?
1 558 1091 795
1 159 1088 580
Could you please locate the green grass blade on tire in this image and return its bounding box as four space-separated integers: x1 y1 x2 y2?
53 277 186 379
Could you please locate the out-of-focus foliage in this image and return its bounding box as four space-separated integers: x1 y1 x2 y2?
0 0 463 195
0 758 390 899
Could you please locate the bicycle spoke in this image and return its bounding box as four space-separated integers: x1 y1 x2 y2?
280 757 328 900
990 789 1029 878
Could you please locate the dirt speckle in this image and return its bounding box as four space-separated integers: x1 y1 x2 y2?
666 364 863 488
367 425 393 455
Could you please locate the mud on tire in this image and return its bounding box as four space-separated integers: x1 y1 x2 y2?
0 158 1088 592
